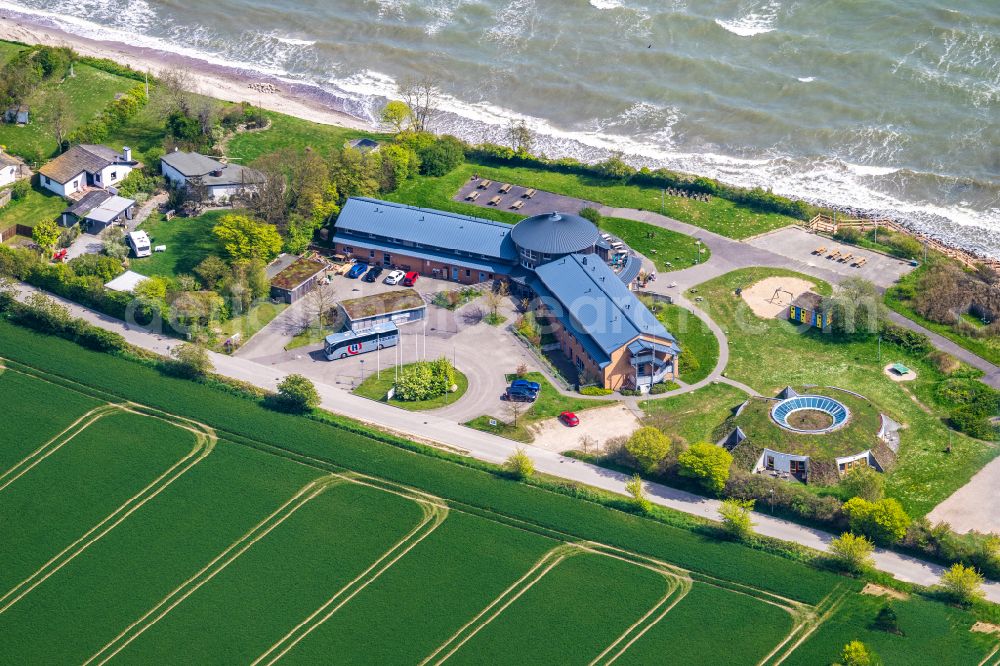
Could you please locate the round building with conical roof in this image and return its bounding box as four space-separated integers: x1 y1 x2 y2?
510 211 600 269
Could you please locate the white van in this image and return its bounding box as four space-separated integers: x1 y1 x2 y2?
127 231 151 258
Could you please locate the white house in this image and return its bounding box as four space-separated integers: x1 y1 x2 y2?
0 149 26 187
38 145 137 198
160 149 264 201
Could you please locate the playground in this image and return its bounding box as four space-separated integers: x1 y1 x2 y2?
739 277 818 320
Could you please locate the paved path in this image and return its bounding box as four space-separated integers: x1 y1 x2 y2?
15 282 1000 603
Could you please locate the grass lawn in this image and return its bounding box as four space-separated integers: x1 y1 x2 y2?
599 215 709 271
1 320 995 664
131 210 227 279
0 61 137 163
641 382 749 445
226 111 388 164
651 302 718 384
353 362 470 411
694 267 1000 516
0 186 65 232
216 300 288 347
465 371 613 443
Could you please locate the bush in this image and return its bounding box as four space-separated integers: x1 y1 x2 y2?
168 343 212 379
395 358 456 402
273 374 320 413
504 447 534 480
624 473 651 514
880 323 932 354
418 135 466 177
871 605 902 635
842 497 910 545
10 178 29 201
829 532 875 573
578 207 603 226
625 427 671 473
927 350 960 375
677 442 732 494
840 465 885 502
940 563 985 605
648 382 672 395
841 641 879 666
834 227 861 243
949 405 997 440
619 388 641 396
718 498 755 541
580 385 612 396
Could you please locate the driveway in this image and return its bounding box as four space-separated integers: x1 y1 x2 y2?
927 454 1000 534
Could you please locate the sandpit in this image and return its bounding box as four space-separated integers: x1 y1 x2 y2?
883 363 917 382
740 277 817 319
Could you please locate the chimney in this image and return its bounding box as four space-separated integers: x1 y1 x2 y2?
582 257 587 265
122 146 132 162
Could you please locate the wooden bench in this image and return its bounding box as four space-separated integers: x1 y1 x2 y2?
523 188 536 199
478 179 493 189
498 183 512 194
853 257 867 267
488 195 502 206
813 246 826 255
465 190 480 201
840 254 853 263
510 199 525 210
828 251 841 259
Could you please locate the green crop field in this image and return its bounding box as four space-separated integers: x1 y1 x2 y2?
0 322 996 665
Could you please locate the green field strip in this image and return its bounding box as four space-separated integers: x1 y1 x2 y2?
0 441 321 664
108 480 427 664
0 411 203 604
611 583 796 666
0 367 104 469
779 592 1000 666
269 511 558 665
439 550 671 666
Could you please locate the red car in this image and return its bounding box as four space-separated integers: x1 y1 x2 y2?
402 271 419 287
559 411 580 427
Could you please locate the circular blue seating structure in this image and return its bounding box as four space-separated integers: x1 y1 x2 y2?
770 395 850 433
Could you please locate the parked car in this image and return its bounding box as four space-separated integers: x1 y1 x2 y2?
510 379 541 392
362 265 384 282
504 386 537 402
346 263 368 279
559 411 580 427
402 271 419 287
384 269 405 285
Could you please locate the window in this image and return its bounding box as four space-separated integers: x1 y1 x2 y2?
43 176 49 185
95 172 101 182
369 250 376 259
72 180 79 190
110 171 117 181
343 246 353 254
465 269 471 277
790 460 806 475
383 253 392 264
766 456 774 471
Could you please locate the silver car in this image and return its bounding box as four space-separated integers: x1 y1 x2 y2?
383 269 406 285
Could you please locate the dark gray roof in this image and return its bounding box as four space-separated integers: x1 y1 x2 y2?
39 144 122 184
0 151 22 169
65 189 112 216
335 197 518 263
161 150 264 186
533 254 677 365
510 212 599 255
792 292 824 311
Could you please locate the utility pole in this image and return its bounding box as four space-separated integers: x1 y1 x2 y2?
661 188 665 215
877 335 881 364
376 332 381 380
145 70 149 98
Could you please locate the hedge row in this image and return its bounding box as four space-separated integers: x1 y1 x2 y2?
76 56 151 83
70 83 148 144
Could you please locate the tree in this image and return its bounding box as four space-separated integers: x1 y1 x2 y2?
134 276 167 303
504 397 524 428
842 497 910 545
840 465 885 502
380 100 412 133
305 285 336 335
677 442 733 494
829 532 875 573
32 218 59 253
194 255 228 291
841 641 879 666
399 76 440 132
245 258 270 300
170 343 212 379
827 277 887 337
871 605 901 635
483 280 509 321
596 152 635 182
275 374 320 413
940 563 984 605
505 119 534 154
625 473 651 514
101 227 129 260
376 142 420 192
718 498 755 541
418 135 465 177
625 427 671 473
47 89 73 152
212 214 282 262
504 447 534 480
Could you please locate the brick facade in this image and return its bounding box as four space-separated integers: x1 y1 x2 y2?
334 241 510 286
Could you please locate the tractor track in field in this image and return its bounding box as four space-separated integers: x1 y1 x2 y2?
419 543 582 666
763 586 850 666
85 475 346 666
0 407 216 616
252 478 449 665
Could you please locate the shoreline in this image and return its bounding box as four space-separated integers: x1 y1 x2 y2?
0 12 995 268
0 13 374 131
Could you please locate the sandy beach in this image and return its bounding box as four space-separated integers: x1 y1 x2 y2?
0 14 374 132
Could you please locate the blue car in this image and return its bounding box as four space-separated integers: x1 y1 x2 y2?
510 379 540 392
346 263 368 279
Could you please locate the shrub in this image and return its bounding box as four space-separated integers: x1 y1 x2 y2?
273 374 320 413
418 135 465 176
718 498 755 541
940 563 985 605
648 382 672 395
841 641 879 666
395 358 456 402
619 388 641 396
871 605 902 635
625 427 671 473
842 497 910 545
578 207 603 226
580 385 612 396
677 442 732 494
949 405 998 440
834 227 861 243
829 532 875 573
840 465 885 502
624 473 651 514
10 178 29 201
504 447 535 480
879 323 932 354
927 350 960 375
169 343 212 379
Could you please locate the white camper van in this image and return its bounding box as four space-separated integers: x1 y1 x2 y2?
127 230 151 258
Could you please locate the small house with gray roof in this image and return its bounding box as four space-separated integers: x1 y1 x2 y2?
0 149 26 188
60 190 135 233
161 149 265 201
39 144 137 197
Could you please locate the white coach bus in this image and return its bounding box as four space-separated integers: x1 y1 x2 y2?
324 322 399 360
